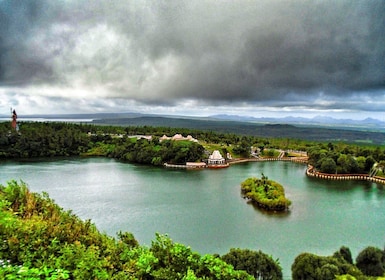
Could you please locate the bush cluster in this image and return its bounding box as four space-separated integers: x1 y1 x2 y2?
292 246 385 280
241 174 291 211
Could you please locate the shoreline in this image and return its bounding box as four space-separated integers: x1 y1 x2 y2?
230 157 385 185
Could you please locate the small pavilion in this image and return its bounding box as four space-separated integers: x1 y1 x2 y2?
208 150 226 165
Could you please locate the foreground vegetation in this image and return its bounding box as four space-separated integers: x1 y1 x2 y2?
241 174 292 211
292 246 385 280
0 181 279 279
1 181 384 279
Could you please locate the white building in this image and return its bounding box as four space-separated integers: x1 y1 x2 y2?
159 134 198 142
208 150 226 165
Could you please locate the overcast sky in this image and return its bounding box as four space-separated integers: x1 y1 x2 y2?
1 0 384 119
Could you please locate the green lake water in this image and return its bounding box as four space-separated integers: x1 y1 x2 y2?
1 157 384 278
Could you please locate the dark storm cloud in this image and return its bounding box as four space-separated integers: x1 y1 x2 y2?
0 0 384 111
0 0 56 84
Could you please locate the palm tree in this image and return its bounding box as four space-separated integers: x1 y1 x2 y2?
370 161 385 177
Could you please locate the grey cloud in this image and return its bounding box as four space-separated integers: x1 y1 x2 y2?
233 1 385 98
0 0 384 111
0 1 56 84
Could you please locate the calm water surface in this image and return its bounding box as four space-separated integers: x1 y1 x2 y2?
1 157 384 277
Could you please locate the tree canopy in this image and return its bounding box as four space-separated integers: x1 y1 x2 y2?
221 248 282 280
291 246 385 280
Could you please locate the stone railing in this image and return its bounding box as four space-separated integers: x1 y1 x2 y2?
255 157 308 164
306 165 385 185
228 156 309 165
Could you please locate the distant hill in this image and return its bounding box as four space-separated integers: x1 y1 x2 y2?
93 116 385 145
210 114 385 129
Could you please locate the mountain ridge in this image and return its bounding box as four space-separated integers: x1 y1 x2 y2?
209 114 385 127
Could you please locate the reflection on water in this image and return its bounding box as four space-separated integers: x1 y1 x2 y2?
247 200 292 219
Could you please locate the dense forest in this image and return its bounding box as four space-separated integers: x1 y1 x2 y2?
1 181 384 279
0 122 204 165
1 121 385 177
307 142 385 175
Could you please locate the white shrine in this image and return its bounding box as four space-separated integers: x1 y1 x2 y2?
208 150 226 165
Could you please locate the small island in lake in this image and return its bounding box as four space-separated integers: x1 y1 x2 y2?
241 173 291 211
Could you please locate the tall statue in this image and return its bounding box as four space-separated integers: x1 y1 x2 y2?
11 109 18 131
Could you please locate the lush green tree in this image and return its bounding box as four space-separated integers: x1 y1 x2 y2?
319 263 339 280
131 233 254 279
346 155 360 174
319 157 337 174
291 252 363 280
356 246 385 276
233 141 250 158
292 252 324 280
365 156 376 173
307 146 326 168
333 246 353 265
221 248 282 280
336 154 360 174
355 156 366 173
337 154 349 173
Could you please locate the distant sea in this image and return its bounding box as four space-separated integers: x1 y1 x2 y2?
0 118 93 123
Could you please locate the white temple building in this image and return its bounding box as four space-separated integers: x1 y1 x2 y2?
159 134 198 142
208 150 226 165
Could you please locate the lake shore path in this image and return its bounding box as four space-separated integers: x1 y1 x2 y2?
229 155 385 185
